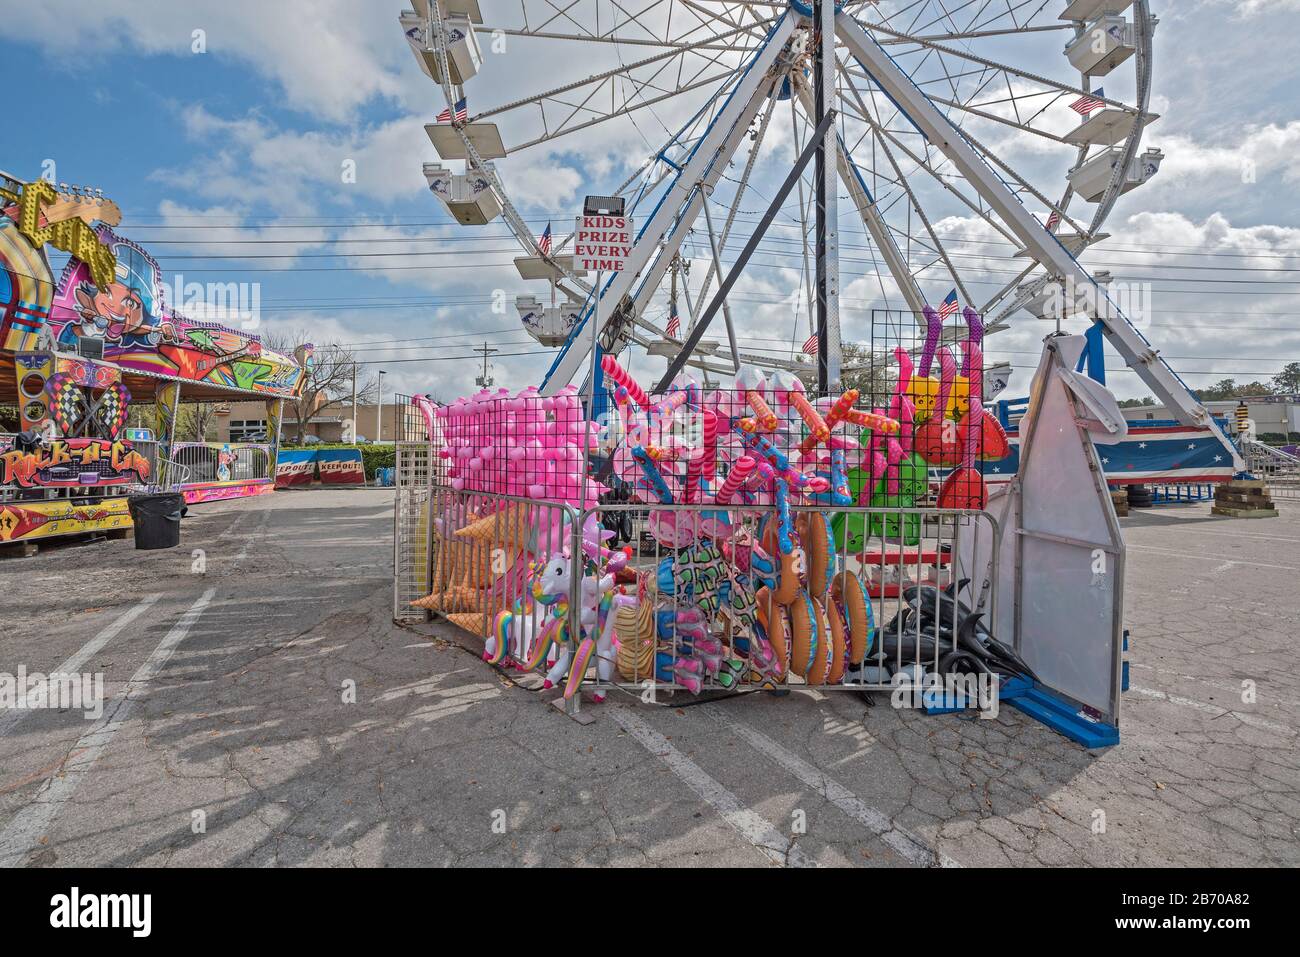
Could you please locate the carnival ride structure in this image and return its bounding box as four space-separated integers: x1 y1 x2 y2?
405 0 1235 474
0 171 310 546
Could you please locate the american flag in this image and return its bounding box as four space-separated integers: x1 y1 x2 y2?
1046 210 1061 231
802 332 819 356
436 97 468 123
666 308 680 339
537 223 552 256
938 289 959 320
1069 88 1105 117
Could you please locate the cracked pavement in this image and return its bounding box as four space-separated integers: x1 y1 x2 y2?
1 488 1297 867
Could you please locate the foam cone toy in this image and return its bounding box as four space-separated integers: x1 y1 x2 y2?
446 612 491 636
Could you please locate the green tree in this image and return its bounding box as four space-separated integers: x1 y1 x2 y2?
794 343 894 404
1195 378 1274 402
1271 361 1300 395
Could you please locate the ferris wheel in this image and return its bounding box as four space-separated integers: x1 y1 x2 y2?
403 2 1215 438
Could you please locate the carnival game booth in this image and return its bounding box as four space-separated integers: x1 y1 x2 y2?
0 171 307 546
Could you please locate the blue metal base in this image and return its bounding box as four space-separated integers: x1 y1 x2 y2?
1003 682 1119 749
919 676 1119 748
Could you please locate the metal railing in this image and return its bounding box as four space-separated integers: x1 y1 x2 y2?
173 442 272 483
394 441 438 620
1242 438 1300 500
398 481 1004 699
130 440 271 486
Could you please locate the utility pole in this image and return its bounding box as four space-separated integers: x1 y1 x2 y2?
376 369 386 443
350 363 358 444
474 342 498 387
814 0 840 394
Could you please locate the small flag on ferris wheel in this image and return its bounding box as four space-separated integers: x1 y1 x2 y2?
938 289 959 320
1069 88 1105 116
802 332 819 356
537 223 552 255
436 98 469 123
666 310 680 339
1046 210 1062 231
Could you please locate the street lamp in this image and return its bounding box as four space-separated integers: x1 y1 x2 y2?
376 370 386 443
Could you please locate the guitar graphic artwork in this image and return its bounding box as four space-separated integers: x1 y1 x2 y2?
158 330 266 383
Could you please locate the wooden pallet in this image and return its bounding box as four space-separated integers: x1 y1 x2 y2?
1211 479 1277 518
1212 505 1279 519
1110 488 1129 517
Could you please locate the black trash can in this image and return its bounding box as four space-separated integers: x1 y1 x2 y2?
128 492 187 550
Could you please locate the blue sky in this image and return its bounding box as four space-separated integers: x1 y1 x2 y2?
2 0 1299 403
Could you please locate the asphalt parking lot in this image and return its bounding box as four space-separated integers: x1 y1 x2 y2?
1 487 1297 867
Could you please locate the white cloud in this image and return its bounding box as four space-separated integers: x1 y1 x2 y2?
1212 0 1300 16
1154 121 1300 186
155 105 436 213
0 0 407 123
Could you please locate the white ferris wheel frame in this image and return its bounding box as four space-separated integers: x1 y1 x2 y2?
415 0 1240 468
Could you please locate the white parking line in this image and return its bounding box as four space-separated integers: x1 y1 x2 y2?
232 510 272 565
0 588 216 868
611 708 812 868
0 594 162 738
1129 685 1294 736
703 705 958 867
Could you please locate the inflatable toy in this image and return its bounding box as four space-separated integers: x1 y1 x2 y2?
908 305 944 422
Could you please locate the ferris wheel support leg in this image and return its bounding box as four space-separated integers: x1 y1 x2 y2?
834 10 1242 471
539 13 799 396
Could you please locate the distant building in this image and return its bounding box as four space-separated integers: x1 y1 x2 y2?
1121 395 1300 438
215 397 419 444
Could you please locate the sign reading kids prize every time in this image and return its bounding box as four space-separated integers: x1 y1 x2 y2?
574 215 634 272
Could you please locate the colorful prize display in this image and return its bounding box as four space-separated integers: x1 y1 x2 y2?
413 319 1008 703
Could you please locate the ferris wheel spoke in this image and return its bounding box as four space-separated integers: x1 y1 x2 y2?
867 124 973 305
480 26 748 49
531 0 598 38
895 22 1072 44
927 93 1070 144
840 65 1021 254
869 120 1022 248
864 18 1140 112
503 63 748 152
979 259 1044 320
473 20 763 123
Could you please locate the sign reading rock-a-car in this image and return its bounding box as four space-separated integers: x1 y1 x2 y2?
573 216 633 273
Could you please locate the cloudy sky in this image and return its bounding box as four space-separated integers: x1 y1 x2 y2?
2 0 1297 404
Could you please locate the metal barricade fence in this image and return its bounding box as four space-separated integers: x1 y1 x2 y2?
401 485 1002 699
393 441 436 621
1242 439 1300 501
171 442 272 483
